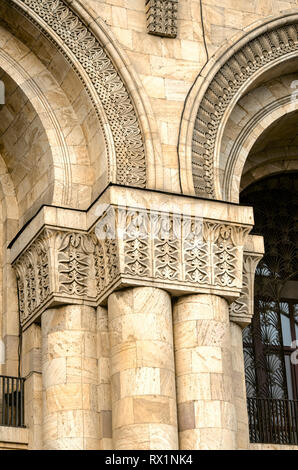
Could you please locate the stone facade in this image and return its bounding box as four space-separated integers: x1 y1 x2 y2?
0 0 297 451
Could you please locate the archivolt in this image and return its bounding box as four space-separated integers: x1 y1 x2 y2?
224 95 297 202
9 0 147 188
180 13 298 199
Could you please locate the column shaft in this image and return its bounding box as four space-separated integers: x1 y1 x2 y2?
22 324 42 450
108 287 178 450
174 294 237 450
97 306 112 449
42 305 99 450
230 322 250 450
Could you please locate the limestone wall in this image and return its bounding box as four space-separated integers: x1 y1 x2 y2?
0 426 28 450
78 0 298 193
0 0 297 451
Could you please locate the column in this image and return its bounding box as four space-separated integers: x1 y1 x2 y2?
230 321 250 450
22 324 42 450
42 305 99 450
109 287 178 450
10 189 255 451
229 241 264 449
97 306 113 449
174 294 237 450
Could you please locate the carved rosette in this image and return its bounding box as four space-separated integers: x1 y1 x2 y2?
229 252 263 327
146 0 178 38
13 206 251 329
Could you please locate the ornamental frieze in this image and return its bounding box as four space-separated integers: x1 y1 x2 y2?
13 203 252 330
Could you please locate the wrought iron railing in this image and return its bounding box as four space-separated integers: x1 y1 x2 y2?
0 375 25 427
247 397 298 445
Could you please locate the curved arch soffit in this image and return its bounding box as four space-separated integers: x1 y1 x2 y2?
224 96 298 202
179 11 298 199
240 146 298 192
0 151 18 223
8 0 149 189
0 47 73 206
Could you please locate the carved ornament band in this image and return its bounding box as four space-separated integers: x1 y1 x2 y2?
11 187 254 329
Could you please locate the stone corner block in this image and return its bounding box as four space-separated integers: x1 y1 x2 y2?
229 234 264 328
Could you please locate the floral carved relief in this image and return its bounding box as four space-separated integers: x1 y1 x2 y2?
229 253 263 327
57 232 95 297
14 230 52 326
13 206 251 329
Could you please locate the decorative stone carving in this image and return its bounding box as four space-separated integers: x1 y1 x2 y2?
14 230 52 328
146 0 178 38
57 232 96 297
13 204 251 330
229 252 263 328
11 0 146 187
192 23 298 198
14 228 104 328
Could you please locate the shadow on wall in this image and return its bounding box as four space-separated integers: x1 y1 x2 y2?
0 340 4 365
0 80 4 104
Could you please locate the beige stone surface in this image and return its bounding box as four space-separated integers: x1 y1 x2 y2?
230 322 250 450
97 306 113 449
0 426 28 450
42 305 99 450
174 294 238 450
0 0 297 453
22 324 42 450
10 185 253 334
108 287 178 449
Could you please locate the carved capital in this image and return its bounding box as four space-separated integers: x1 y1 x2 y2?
94 206 251 299
11 187 254 329
146 0 178 38
229 235 264 328
14 229 100 328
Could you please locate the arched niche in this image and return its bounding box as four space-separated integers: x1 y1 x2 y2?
0 0 163 218
179 11 298 201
